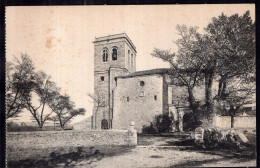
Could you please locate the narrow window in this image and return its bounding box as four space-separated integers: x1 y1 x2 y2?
101 76 104 81
112 48 117 60
154 95 157 100
128 50 131 68
127 97 129 102
114 77 117 82
131 54 133 69
102 49 108 62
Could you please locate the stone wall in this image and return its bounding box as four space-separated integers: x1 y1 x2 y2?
233 116 256 128
214 116 232 128
113 75 164 132
7 129 137 149
214 115 256 128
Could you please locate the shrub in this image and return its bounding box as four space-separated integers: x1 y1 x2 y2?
142 123 157 134
203 128 224 149
183 113 202 131
154 113 174 133
198 128 252 150
142 113 174 134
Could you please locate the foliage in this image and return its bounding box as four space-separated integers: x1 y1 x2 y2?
151 26 205 121
206 11 256 119
152 11 255 127
142 113 174 134
154 113 174 133
183 112 202 131
142 123 157 134
6 54 35 118
23 71 59 129
202 128 224 149
48 93 86 129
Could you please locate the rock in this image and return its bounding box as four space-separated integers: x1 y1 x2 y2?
237 133 249 143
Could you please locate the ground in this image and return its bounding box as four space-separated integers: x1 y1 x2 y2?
7 134 256 168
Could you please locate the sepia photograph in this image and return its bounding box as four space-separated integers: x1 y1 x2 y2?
5 4 256 167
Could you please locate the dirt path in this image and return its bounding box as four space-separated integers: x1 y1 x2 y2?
75 146 256 167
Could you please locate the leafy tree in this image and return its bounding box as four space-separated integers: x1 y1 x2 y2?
205 11 255 100
152 11 255 124
219 75 255 127
204 12 255 117
24 71 59 129
49 93 86 129
151 25 205 121
6 54 35 118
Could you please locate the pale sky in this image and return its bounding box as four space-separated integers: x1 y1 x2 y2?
6 4 255 124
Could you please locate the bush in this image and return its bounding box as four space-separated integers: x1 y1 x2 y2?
142 123 157 134
197 128 253 150
183 113 202 131
154 113 174 133
202 128 224 149
142 113 174 134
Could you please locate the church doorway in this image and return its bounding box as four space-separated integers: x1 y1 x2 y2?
101 119 109 129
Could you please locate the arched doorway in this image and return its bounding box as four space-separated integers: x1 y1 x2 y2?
101 119 109 129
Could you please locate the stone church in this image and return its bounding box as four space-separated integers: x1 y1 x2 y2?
74 33 187 133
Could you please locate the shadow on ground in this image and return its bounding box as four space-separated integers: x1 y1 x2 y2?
166 144 256 167
8 146 134 168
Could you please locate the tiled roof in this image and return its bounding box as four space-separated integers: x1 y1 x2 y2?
117 68 175 78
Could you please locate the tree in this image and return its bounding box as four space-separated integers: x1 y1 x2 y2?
6 54 36 118
152 11 255 123
199 12 255 116
205 11 255 102
219 75 255 127
151 25 205 121
48 93 86 129
24 71 59 129
88 91 106 129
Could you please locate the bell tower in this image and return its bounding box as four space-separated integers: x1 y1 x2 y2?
92 33 137 129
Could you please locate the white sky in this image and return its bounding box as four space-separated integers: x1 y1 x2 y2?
6 4 255 124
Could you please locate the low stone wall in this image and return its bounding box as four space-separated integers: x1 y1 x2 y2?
214 116 232 128
7 129 137 149
214 116 256 128
234 116 256 128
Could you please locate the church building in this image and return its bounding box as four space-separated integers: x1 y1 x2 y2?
91 33 182 133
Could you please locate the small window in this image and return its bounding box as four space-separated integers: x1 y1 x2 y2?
154 95 157 100
127 97 129 102
114 77 117 81
139 81 145 86
139 91 145 97
112 48 117 60
101 76 104 81
102 49 108 62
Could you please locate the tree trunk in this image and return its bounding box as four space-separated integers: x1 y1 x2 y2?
205 72 214 119
231 115 234 128
187 87 198 114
